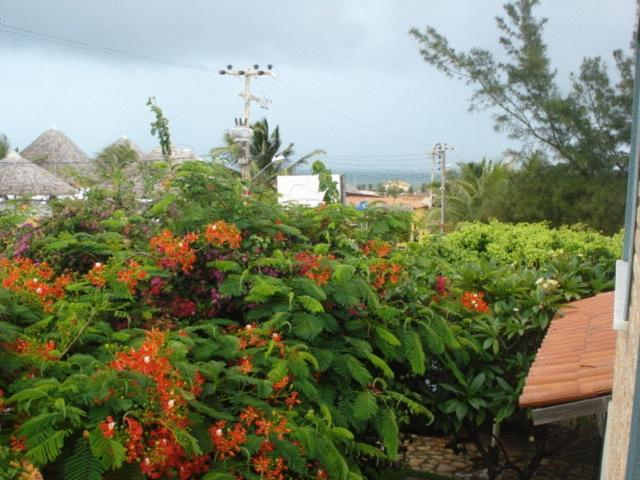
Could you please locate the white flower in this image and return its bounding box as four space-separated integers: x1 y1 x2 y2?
107 420 115 431
215 428 223 437
513 307 520 312
143 355 151 364
167 399 175 409
95 262 102 268
36 287 43 294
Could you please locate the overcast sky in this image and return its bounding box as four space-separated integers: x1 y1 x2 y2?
0 0 636 175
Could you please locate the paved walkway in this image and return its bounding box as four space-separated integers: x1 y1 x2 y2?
404 421 601 479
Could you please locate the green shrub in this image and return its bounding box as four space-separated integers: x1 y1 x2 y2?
0 163 618 479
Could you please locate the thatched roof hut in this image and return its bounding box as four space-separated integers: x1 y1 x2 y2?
0 150 77 197
142 146 197 163
21 128 94 177
109 136 144 159
96 137 149 198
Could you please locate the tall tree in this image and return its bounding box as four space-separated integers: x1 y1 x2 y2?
410 0 633 176
0 134 9 160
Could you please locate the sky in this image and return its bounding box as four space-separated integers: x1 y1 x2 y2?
0 0 636 179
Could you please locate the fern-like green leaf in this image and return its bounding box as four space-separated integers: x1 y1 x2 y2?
421 323 445 354
219 273 246 297
352 391 379 421
401 330 426 375
89 430 126 470
365 352 394 379
26 429 69 466
297 295 325 313
292 313 324 340
344 354 372 385
375 326 401 346
376 409 399 460
206 260 242 272
292 277 327 301
64 438 104 480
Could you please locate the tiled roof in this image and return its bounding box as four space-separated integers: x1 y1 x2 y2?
519 291 615 409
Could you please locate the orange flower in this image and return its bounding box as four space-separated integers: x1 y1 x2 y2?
150 230 199 272
0 258 71 310
461 291 490 314
99 416 117 438
238 356 253 375
85 262 106 287
205 220 242 249
209 421 247 460
295 252 334 286
272 375 290 390
361 239 392 258
284 391 301 410
370 260 403 292
239 406 261 425
117 260 148 294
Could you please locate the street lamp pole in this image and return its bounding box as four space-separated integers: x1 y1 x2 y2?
433 143 454 233
250 155 286 182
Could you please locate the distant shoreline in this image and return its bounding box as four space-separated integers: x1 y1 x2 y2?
297 168 430 188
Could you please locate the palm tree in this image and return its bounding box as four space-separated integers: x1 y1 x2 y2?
210 119 324 183
427 159 510 226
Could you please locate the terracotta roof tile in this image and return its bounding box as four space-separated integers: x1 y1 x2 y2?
519 291 615 408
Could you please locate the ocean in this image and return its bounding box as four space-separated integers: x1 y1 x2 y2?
297 168 431 188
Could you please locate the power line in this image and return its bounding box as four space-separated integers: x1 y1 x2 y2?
0 20 428 161
270 79 421 145
0 22 216 72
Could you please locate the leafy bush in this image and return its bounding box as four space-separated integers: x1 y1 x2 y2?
0 163 618 479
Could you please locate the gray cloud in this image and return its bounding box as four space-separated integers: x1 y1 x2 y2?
0 0 635 178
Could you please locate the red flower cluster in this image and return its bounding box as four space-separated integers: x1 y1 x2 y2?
295 252 335 286
370 260 402 291
230 323 285 354
107 331 211 479
211 407 292 480
208 420 247 460
171 297 196 318
0 258 71 311
10 435 26 453
361 239 392 258
461 291 490 314
6 338 58 361
109 330 189 420
117 260 148 294
284 391 301 410
238 356 254 375
433 275 449 298
85 262 106 287
139 427 210 480
99 416 117 438
204 220 242 249
252 451 287 480
150 230 199 273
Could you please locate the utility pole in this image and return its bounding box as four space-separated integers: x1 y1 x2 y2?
428 150 436 207
433 143 454 233
219 64 275 180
